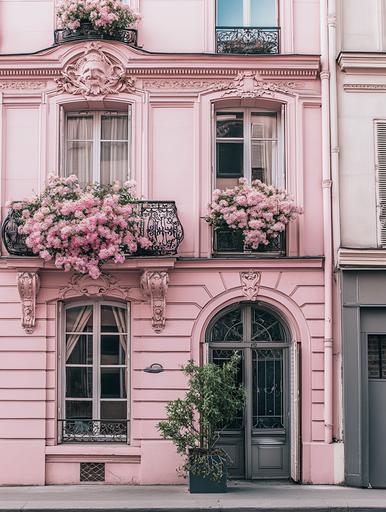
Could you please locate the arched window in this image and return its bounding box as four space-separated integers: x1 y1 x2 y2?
59 300 129 443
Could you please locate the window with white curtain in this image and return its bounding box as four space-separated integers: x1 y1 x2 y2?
63 111 130 186
60 301 129 442
215 109 283 190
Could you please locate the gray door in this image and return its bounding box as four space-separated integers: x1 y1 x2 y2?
207 303 290 479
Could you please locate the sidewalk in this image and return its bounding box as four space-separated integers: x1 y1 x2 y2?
0 481 386 512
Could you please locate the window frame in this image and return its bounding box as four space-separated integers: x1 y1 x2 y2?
61 108 132 185
216 0 278 28
58 299 131 444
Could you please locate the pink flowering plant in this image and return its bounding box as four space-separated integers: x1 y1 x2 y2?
56 0 140 34
206 178 303 250
8 174 152 279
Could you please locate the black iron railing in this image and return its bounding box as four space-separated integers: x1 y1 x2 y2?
59 419 128 443
213 226 285 255
2 201 184 257
54 24 138 46
216 26 280 54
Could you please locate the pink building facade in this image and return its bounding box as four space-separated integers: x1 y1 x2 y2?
0 0 343 486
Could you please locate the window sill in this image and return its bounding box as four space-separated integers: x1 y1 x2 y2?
46 445 141 464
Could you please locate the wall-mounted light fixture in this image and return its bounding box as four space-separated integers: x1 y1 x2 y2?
143 363 164 374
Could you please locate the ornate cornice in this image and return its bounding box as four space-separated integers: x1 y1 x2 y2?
59 273 134 300
338 52 386 74
240 271 261 301
343 83 386 92
0 80 45 90
17 271 40 334
140 270 169 333
338 248 386 268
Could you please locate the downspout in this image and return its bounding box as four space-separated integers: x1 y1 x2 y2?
320 0 333 444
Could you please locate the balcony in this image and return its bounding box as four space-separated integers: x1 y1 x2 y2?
54 24 138 46
58 419 128 443
1 201 184 258
213 226 285 256
216 26 280 55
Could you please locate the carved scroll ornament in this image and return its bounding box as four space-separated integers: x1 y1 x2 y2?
56 42 134 98
17 272 40 334
140 271 169 333
240 270 261 301
59 273 134 301
213 71 296 98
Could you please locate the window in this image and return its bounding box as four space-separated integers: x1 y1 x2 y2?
63 110 130 186
215 109 283 190
375 121 386 246
216 0 277 27
60 301 129 442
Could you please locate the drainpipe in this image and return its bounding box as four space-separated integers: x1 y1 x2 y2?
320 0 333 444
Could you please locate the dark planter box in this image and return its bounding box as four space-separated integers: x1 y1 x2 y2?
188 454 227 493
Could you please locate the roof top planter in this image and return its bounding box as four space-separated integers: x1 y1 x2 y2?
55 0 139 45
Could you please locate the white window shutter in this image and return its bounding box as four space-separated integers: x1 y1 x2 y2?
376 121 386 246
290 341 301 482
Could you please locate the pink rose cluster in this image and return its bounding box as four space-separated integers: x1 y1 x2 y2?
10 174 152 279
206 178 303 250
57 0 140 34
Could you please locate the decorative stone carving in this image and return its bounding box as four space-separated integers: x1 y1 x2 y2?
17 272 40 334
213 71 297 98
142 79 229 90
343 83 386 92
240 271 261 301
56 42 134 98
0 81 45 90
59 273 134 301
140 271 169 333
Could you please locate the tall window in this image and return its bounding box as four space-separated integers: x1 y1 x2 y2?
60 301 129 442
215 109 283 190
216 0 277 27
63 110 130 186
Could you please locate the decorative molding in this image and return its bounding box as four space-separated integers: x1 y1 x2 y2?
59 273 133 300
0 80 45 90
56 42 134 98
0 69 60 77
338 248 386 268
140 271 169 333
142 78 229 90
211 71 297 98
338 52 386 73
240 270 261 301
17 272 40 334
344 83 386 92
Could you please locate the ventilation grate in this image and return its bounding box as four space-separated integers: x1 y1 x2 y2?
376 121 386 245
80 462 105 482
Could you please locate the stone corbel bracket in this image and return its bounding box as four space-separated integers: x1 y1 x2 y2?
240 270 261 301
140 271 169 333
17 271 40 334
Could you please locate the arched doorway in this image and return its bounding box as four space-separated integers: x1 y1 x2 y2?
206 302 290 479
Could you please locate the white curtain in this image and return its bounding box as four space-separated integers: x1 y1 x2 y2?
66 306 93 361
100 115 128 185
111 306 128 397
66 116 93 186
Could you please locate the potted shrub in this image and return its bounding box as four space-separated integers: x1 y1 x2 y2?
158 353 245 493
56 0 140 38
7 174 152 279
206 178 303 252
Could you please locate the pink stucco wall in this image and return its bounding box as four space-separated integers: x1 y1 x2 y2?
0 0 341 486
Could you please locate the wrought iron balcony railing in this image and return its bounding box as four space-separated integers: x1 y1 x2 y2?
59 419 128 443
216 26 280 55
54 24 138 46
1 201 184 258
214 226 285 255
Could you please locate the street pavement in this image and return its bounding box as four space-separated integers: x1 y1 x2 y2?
0 481 386 511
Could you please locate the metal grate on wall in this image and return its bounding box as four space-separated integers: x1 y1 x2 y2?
80 462 105 482
376 121 386 246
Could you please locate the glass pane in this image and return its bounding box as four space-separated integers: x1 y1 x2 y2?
216 143 244 178
65 400 92 419
101 305 127 332
207 307 243 342
251 113 276 139
253 348 283 429
66 334 93 365
217 112 244 138
251 140 276 184
65 141 93 185
100 142 128 185
368 335 386 379
66 306 93 333
251 307 287 342
66 367 92 398
101 114 128 140
67 115 93 141
100 401 127 420
251 0 277 26
101 368 127 398
217 0 243 26
101 335 126 365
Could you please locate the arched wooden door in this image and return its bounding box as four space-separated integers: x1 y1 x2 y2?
206 302 290 479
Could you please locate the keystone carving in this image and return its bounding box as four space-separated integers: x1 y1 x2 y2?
214 71 296 98
140 271 169 333
17 272 40 334
59 273 134 301
240 270 261 301
56 42 134 98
